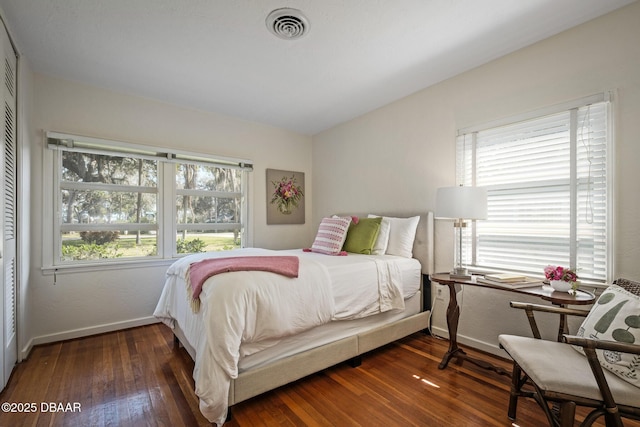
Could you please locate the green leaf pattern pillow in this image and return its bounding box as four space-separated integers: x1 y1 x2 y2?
575 284 640 387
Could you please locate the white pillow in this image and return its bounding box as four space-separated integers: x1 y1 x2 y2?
369 215 419 258
367 214 390 255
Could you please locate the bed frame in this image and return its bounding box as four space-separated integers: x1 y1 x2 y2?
172 212 434 410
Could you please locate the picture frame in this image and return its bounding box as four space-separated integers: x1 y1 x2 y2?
266 169 305 224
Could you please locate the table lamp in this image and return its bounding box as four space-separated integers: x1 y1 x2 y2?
435 185 487 278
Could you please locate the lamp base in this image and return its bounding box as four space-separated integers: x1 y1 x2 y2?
449 267 472 280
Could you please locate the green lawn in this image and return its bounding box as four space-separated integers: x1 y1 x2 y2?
61 232 240 260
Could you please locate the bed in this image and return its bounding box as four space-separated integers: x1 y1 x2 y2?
153 212 434 426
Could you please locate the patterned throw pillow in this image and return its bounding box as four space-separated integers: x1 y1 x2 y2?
307 216 352 255
575 284 640 387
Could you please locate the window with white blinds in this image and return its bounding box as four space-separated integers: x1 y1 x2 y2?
456 95 611 284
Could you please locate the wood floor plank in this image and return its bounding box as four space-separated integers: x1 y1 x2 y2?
1 324 639 427
90 334 114 427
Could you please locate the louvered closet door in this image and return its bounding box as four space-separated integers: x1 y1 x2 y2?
0 26 17 390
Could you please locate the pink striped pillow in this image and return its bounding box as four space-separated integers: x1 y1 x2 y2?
308 216 352 255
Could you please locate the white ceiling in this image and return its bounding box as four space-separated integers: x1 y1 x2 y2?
0 0 635 135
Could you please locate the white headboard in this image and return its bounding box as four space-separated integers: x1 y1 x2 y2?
412 211 435 275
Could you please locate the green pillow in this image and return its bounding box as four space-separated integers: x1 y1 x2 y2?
343 217 382 254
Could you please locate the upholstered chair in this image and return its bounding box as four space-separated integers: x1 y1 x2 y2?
498 278 640 427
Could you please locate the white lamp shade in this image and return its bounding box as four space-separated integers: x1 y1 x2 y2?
435 186 487 220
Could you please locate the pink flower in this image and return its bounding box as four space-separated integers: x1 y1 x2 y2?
544 265 578 282
270 175 304 210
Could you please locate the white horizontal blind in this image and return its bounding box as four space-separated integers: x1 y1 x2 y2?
457 99 610 283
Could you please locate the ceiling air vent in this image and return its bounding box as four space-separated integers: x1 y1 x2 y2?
266 8 309 40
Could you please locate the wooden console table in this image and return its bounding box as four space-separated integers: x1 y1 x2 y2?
430 273 595 374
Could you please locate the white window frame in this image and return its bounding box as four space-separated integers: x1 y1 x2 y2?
42 132 253 273
456 92 614 285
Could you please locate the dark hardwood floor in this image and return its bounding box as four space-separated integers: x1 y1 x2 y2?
1 324 637 426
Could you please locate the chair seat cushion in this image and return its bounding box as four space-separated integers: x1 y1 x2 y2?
499 334 640 408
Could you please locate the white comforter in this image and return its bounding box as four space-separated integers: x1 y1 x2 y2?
155 248 406 426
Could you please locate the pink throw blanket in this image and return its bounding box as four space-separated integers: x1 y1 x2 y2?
188 256 299 309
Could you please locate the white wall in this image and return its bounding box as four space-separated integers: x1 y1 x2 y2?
312 2 640 355
25 74 313 352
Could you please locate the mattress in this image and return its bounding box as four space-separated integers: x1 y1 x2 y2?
155 249 422 365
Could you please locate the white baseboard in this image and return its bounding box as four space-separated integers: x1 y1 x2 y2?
429 326 509 359
27 316 160 352
20 338 34 362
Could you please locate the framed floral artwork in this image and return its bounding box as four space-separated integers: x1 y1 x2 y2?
266 169 305 224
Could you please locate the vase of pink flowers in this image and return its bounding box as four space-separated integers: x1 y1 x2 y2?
544 265 579 292
271 175 304 215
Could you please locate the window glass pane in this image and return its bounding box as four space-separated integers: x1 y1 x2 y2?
175 195 240 225
174 232 241 254
176 164 241 192
62 152 157 186
61 190 157 225
59 152 159 262
61 230 158 261
175 163 243 254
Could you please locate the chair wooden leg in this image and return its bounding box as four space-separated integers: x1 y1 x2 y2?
558 401 576 427
603 408 624 427
507 363 522 420
530 383 560 427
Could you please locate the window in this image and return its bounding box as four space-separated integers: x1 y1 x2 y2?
456 94 612 284
175 163 244 254
59 151 159 260
45 132 252 267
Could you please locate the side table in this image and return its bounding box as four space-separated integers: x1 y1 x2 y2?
430 273 595 374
